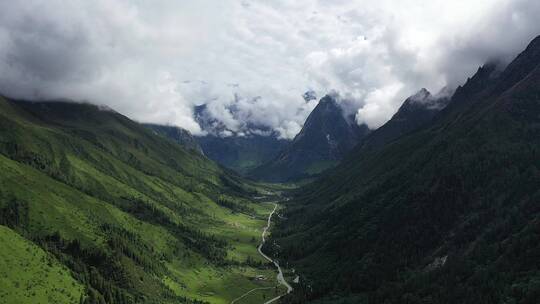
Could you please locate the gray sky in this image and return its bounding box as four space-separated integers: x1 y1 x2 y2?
1 0 540 138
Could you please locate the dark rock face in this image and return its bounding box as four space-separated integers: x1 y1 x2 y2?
285 95 369 161
250 95 370 182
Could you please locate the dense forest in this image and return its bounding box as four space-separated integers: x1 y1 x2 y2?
267 36 540 304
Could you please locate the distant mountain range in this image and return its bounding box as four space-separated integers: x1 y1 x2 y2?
249 88 451 182
152 88 451 183
192 103 290 174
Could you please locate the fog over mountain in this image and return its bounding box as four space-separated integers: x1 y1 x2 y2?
1 0 540 138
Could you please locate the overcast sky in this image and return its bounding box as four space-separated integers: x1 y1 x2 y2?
1 0 540 138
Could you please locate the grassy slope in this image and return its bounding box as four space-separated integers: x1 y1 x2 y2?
0 225 84 304
0 97 282 304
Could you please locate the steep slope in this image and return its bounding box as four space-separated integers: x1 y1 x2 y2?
143 123 203 154
0 225 85 303
268 36 540 304
251 95 370 182
358 88 449 152
144 121 288 176
0 98 285 304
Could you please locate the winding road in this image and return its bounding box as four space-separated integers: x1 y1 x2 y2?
230 203 292 304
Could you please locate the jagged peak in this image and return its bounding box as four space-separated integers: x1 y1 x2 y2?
307 95 342 118
318 94 339 105
400 87 450 112
409 88 432 102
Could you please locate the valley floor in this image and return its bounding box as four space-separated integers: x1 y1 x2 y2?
231 203 292 304
174 202 288 304
0 196 288 304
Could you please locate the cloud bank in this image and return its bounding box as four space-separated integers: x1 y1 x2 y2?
1 0 540 138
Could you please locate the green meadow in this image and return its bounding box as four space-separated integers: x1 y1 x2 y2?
0 97 286 304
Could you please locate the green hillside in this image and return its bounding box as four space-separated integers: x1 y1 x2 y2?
0 97 284 304
268 37 540 303
0 225 84 303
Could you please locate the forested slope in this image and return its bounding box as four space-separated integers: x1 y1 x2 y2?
268 36 540 304
0 97 280 304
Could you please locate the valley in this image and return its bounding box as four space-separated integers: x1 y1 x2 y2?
1 3 540 304
231 203 292 304
267 36 540 304
0 97 292 304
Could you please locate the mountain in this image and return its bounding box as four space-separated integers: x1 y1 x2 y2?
267 36 540 303
0 97 286 304
192 104 290 175
143 123 203 154
357 88 450 152
195 134 288 175
250 95 371 182
143 123 286 176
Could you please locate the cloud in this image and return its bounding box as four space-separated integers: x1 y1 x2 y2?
0 0 539 136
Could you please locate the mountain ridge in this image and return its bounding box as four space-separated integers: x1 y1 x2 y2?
353 87 450 154
267 35 540 304
143 123 204 154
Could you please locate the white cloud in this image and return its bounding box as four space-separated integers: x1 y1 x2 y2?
0 0 539 136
